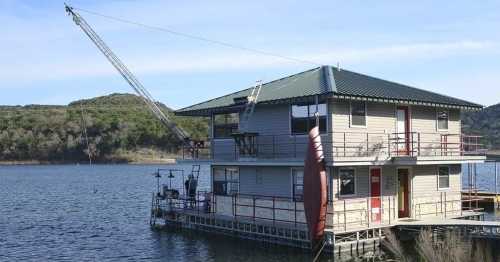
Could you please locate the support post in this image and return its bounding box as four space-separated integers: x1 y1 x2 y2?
343 132 346 157
388 197 391 225
366 133 369 157
418 132 421 156
343 200 347 232
495 162 498 203
444 192 447 218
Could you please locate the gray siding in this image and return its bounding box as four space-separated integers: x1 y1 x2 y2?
329 99 396 133
212 139 236 160
412 164 461 194
330 99 461 135
239 166 292 197
244 104 290 135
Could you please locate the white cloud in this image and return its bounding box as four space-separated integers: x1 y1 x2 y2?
0 39 496 84
312 41 497 64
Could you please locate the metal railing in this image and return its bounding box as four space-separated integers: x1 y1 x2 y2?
200 131 485 161
153 190 214 216
216 193 308 226
153 190 487 233
330 196 397 232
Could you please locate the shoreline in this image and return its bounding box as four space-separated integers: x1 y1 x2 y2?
0 158 177 166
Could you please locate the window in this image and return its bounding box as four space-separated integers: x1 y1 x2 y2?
437 110 449 130
213 167 239 195
339 169 356 196
350 101 366 127
292 168 304 201
438 166 450 189
291 103 326 134
213 113 239 138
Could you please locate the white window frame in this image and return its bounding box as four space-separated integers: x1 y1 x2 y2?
338 168 357 197
290 167 304 201
436 109 449 132
437 165 450 190
349 101 367 128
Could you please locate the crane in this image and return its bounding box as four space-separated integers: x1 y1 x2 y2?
64 4 199 155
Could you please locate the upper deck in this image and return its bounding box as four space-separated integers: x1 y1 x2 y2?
184 130 485 165
176 66 485 165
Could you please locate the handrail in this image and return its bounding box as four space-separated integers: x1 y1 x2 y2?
204 131 485 160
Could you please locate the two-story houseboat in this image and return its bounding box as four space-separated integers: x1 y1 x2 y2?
152 66 485 257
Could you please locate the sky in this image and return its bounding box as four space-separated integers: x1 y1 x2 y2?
1 0 500 109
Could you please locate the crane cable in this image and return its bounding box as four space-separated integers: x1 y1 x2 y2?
79 103 92 165
72 6 323 67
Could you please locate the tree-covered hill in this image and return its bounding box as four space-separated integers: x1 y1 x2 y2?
0 93 208 163
462 103 500 150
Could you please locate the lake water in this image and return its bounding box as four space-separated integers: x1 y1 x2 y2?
0 164 318 262
1 163 499 261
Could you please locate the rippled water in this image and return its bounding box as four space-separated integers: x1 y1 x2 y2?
0 164 320 262
1 164 499 261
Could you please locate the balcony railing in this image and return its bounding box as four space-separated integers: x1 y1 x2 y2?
154 191 471 233
182 132 485 161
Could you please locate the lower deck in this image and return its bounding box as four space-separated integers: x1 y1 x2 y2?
150 162 487 258
150 195 487 260
210 163 473 231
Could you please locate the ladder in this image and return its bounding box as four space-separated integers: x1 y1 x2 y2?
239 80 263 132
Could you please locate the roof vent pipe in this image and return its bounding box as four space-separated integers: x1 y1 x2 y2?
322 65 337 93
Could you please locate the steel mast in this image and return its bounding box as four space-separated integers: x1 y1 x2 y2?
64 4 192 148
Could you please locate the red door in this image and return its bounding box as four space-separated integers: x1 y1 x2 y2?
370 168 381 223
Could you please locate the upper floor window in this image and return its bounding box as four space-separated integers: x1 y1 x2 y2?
437 110 449 130
350 101 367 127
438 166 450 189
213 167 239 195
213 113 239 139
291 103 326 134
339 168 356 196
292 168 304 201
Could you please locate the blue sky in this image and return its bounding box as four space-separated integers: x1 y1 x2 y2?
1 0 500 109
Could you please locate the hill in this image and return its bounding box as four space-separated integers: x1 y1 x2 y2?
0 93 208 163
462 103 500 150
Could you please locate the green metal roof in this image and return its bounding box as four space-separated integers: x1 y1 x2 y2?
175 66 483 116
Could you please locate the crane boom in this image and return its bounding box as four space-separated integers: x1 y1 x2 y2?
65 4 191 146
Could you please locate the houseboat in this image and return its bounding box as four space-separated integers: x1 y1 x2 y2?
151 66 486 257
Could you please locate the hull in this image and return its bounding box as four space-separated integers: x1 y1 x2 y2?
303 126 328 246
